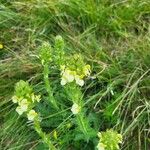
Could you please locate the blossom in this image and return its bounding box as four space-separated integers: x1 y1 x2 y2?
12 95 19 103
31 93 41 102
16 106 24 115
60 64 91 86
61 69 75 85
60 67 85 86
83 65 91 76
97 130 122 150
15 99 29 115
19 99 29 112
75 75 84 86
71 103 80 114
97 142 106 150
27 109 38 121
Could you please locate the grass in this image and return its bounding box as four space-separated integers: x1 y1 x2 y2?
0 0 150 150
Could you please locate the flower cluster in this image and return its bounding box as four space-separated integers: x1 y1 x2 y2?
39 42 52 65
54 35 65 65
12 80 41 121
97 129 122 150
60 64 91 86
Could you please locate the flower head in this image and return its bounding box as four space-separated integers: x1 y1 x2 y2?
27 109 38 121
39 42 52 65
19 99 29 112
61 69 75 85
97 143 106 150
12 95 19 103
60 66 86 86
16 106 24 115
71 103 80 115
83 65 91 76
60 61 91 86
75 75 84 86
97 129 123 150
31 93 41 102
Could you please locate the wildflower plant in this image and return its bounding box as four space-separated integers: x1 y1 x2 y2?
12 80 40 116
39 42 58 110
97 129 122 150
57 48 95 140
53 35 65 66
12 80 56 150
12 35 123 149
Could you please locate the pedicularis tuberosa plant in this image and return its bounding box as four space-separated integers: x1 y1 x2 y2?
12 36 123 150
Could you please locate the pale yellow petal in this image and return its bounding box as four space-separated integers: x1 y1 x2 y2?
75 75 84 86
61 78 67 85
97 143 105 150
19 99 29 111
71 103 80 114
27 109 38 121
12 96 18 103
66 74 74 82
16 106 24 115
83 64 91 76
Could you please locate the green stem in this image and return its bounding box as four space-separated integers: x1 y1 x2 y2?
77 112 88 135
77 114 87 134
66 84 89 136
34 120 56 150
43 63 58 110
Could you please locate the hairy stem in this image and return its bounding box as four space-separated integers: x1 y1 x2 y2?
43 63 58 110
77 112 88 135
34 119 56 150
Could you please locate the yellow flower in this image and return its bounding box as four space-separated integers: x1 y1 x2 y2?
19 99 29 112
97 132 102 138
60 65 88 86
27 109 38 121
61 69 75 85
16 106 24 115
83 64 91 76
97 143 106 150
12 95 19 103
71 103 80 115
31 93 41 102
0 44 3 49
75 75 84 86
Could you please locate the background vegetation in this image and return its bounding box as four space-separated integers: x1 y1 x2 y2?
0 0 150 149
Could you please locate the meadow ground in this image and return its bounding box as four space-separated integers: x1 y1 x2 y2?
0 0 150 150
